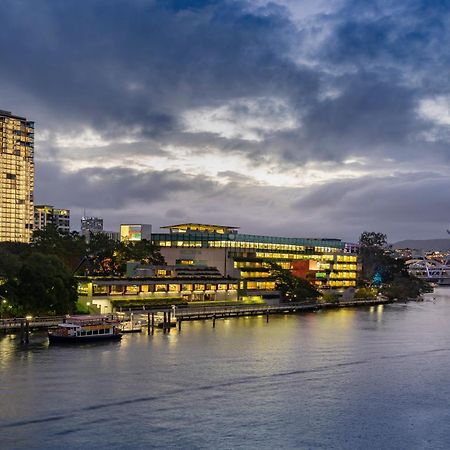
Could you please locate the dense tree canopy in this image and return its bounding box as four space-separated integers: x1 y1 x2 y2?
0 227 166 316
269 262 320 302
357 231 429 300
30 227 165 276
0 248 78 317
359 231 387 248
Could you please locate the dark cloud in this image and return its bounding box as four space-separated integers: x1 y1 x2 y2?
292 173 450 240
0 0 316 136
1 0 450 239
35 161 215 209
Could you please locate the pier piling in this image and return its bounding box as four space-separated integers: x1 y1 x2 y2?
25 320 29 343
20 320 24 343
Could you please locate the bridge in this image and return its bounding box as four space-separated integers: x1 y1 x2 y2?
406 257 450 284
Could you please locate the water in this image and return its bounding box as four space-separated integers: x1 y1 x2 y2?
2 290 450 449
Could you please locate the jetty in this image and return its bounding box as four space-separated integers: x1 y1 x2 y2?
173 298 390 322
0 298 392 338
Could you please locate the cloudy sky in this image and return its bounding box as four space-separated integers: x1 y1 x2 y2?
1 0 449 242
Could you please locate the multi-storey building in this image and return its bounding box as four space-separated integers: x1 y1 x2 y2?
34 205 70 234
81 216 119 242
81 216 103 234
152 223 358 301
0 110 34 243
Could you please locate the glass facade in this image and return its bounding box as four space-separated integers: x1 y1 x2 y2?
0 110 34 243
153 224 358 293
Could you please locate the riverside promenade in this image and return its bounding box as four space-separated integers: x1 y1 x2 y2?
0 298 392 334
172 298 391 322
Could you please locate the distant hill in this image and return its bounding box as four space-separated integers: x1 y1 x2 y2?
392 239 450 251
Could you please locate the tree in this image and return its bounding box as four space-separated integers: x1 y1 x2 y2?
114 239 165 274
32 225 87 272
87 232 118 275
359 231 387 248
357 231 430 300
0 253 78 316
268 262 320 302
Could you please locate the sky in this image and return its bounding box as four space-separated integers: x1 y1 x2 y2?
1 0 450 242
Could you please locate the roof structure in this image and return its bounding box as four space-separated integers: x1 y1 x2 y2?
161 223 239 234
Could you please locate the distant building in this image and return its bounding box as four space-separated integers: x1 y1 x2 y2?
120 224 152 242
34 205 70 234
0 109 34 242
81 216 103 234
101 230 120 241
81 216 119 242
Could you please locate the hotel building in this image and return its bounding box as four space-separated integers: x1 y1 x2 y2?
0 110 34 243
34 205 70 234
152 223 358 301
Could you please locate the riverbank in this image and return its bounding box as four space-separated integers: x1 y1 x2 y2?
0 297 393 334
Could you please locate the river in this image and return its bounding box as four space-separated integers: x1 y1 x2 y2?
1 289 450 449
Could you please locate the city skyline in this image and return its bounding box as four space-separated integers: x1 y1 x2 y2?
1 0 450 241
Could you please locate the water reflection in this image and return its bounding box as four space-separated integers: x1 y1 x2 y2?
2 290 450 450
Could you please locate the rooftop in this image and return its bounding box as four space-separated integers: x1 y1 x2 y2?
0 109 30 122
162 223 239 234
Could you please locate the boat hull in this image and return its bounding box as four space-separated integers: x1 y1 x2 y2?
48 333 122 344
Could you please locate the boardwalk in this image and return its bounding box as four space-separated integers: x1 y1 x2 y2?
0 316 64 331
0 299 391 332
173 298 391 321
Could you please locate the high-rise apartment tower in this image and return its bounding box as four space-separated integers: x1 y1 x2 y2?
0 110 34 242
34 205 70 234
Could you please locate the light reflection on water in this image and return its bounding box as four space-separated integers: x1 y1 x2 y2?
1 289 450 449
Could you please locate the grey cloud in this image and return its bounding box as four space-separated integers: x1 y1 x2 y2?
292 173 450 240
3 0 450 240
0 0 316 137
35 161 216 209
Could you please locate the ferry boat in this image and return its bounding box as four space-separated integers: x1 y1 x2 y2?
48 315 122 343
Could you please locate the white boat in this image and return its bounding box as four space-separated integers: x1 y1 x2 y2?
120 320 143 333
48 315 122 343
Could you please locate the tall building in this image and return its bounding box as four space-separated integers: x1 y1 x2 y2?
0 110 34 243
34 205 70 234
